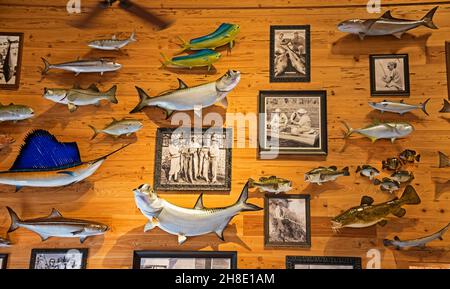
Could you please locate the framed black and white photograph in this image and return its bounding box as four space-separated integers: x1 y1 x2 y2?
264 194 311 248
0 32 24 90
154 127 232 191
29 249 88 269
270 25 311 82
370 54 410 97
259 90 327 157
133 251 237 269
0 254 8 269
286 256 362 269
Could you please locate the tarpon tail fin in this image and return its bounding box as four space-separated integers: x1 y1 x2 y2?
41 57 51 75
159 53 171 68
88 125 101 140
342 167 350 176
129 31 137 42
130 86 150 114
175 36 190 54
400 185 421 205
237 182 263 212
438 151 450 168
7 206 22 233
421 98 431 116
248 178 256 188
422 6 438 29
106 85 118 104
341 121 354 138
440 99 450 113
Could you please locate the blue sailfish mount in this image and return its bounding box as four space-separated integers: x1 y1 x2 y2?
0 130 131 191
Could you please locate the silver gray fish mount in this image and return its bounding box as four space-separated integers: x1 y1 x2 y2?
368 99 430 116
88 32 137 51
41 57 122 76
384 222 450 250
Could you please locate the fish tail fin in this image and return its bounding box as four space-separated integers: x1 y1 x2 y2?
41 57 51 75
373 179 381 186
421 98 431 116
410 172 415 181
422 6 439 29
175 36 189 54
341 121 354 138
440 99 450 113
7 206 22 233
129 31 137 42
237 182 263 212
106 85 118 104
130 86 150 114
438 151 450 168
342 166 350 176
400 185 421 205
88 125 100 140
356 166 362 173
248 178 256 188
159 53 171 67
415 154 421 162
383 239 393 247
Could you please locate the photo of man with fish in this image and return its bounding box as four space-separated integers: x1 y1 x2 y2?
30 249 87 269
0 33 23 89
370 54 410 96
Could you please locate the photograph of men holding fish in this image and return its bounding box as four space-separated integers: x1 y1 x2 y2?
0 33 23 89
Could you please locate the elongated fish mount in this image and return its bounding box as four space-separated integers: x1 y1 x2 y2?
342 121 414 143
338 6 438 40
7 207 108 243
160 49 221 71
0 130 131 191
41 58 122 76
134 182 262 245
368 99 430 116
88 32 137 50
384 222 450 250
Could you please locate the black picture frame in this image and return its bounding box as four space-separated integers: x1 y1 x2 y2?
258 90 328 157
0 254 8 269
264 194 311 248
446 41 450 99
370 54 410 97
270 25 311 83
29 248 88 269
133 251 238 269
0 32 24 90
154 127 233 191
286 256 362 269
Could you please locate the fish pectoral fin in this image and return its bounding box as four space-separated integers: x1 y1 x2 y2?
378 220 388 227
358 33 366 40
68 103 78 113
393 32 404 39
178 234 187 245
218 97 228 109
165 109 174 120
80 236 88 243
38 233 51 242
15 186 23 192
215 217 233 241
58 171 76 176
71 229 85 236
144 219 159 232
369 136 378 143
392 208 406 218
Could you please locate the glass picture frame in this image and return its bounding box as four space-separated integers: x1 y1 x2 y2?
370 54 410 97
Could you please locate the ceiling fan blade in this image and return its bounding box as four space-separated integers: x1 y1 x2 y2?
119 0 173 30
73 1 111 28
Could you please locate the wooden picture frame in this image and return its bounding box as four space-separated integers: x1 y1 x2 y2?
264 194 311 248
286 256 362 269
133 251 238 269
370 54 410 97
0 254 8 269
258 90 328 157
270 25 311 83
0 32 24 90
29 249 88 269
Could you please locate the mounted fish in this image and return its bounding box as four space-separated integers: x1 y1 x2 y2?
41 58 122 76
134 182 262 245
160 50 221 71
368 99 430 116
338 6 438 40
274 53 288 77
399 149 420 164
373 178 401 194
177 23 240 53
382 157 403 171
88 32 136 50
439 99 450 113
248 176 292 194
304 166 350 185
0 130 130 191
7 207 108 243
438 151 450 168
0 134 14 150
342 121 414 143
44 84 118 112
384 222 450 250
0 103 34 122
1 39 13 83
391 171 415 183
130 70 241 118
89 118 143 140
0 236 11 247
356 165 380 180
331 185 421 231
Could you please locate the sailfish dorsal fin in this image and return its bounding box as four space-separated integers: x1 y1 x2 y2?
194 193 205 210
177 78 188 90
10 130 82 171
48 208 63 218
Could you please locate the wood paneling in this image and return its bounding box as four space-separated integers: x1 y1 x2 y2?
0 0 449 269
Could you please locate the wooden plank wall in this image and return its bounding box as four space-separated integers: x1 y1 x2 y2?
0 0 449 269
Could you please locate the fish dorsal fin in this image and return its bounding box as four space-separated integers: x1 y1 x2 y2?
268 176 277 180
111 117 118 123
177 78 188 90
48 208 63 218
381 10 394 19
87 83 100 92
394 236 401 241
360 196 374 206
10 130 82 171
382 177 391 182
194 193 205 210
329 166 338 171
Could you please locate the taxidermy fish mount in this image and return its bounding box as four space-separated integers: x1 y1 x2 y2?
384 222 450 250
134 182 262 245
0 130 131 191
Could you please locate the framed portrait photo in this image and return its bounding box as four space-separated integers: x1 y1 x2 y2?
264 194 311 248
0 254 8 269
154 127 232 191
0 32 24 90
370 54 410 97
259 90 327 157
133 251 237 269
29 249 88 269
286 256 362 269
270 25 311 82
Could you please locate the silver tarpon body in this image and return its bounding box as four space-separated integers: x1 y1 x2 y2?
338 7 438 40
0 103 34 122
368 99 430 116
7 207 108 243
41 58 122 76
342 121 414 143
0 236 11 247
134 182 262 245
88 32 137 50
384 222 450 249
130 70 241 118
